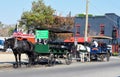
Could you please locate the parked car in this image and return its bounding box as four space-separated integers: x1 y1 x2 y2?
0 39 4 50
0 37 10 51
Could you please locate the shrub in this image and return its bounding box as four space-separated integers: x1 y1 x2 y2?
112 52 119 56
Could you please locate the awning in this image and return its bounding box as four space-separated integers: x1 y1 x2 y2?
89 35 112 39
64 37 92 43
12 32 34 38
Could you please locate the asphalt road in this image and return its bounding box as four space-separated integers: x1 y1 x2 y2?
0 57 120 77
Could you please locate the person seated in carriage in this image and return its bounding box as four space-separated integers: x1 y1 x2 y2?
101 42 107 51
36 39 47 44
92 40 98 47
91 40 99 50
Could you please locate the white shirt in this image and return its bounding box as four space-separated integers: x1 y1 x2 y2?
93 41 98 47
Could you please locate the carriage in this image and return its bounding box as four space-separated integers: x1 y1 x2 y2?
89 36 112 61
3 27 74 68
33 28 73 65
64 37 91 62
4 27 112 68
64 35 112 62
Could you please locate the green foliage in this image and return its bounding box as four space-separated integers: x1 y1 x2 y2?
77 14 85 17
112 52 119 56
8 27 14 36
76 14 93 17
20 0 55 29
53 16 74 30
0 21 3 27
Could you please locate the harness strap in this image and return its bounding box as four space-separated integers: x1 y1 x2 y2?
24 40 34 51
14 38 18 48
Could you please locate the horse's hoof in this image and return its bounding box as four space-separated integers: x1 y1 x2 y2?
13 64 18 68
26 64 31 68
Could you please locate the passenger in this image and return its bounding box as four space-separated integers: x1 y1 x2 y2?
92 40 98 47
41 39 44 44
43 40 47 45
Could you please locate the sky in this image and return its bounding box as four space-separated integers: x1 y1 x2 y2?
0 0 120 25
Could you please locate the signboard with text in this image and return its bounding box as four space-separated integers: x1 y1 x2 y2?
35 30 49 39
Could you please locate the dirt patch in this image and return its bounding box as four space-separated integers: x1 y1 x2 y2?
0 52 13 54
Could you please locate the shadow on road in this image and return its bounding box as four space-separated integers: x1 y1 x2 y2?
0 62 14 64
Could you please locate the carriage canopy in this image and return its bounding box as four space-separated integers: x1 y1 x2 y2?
89 35 112 39
64 37 92 43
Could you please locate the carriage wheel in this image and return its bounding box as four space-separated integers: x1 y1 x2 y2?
65 52 72 65
48 52 55 66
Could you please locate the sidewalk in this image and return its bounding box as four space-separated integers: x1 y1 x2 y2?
0 52 28 68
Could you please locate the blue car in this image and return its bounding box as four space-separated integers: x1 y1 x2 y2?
0 39 4 50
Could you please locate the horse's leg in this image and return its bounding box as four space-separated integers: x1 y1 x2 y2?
18 53 21 67
76 51 80 62
14 53 18 68
82 53 85 62
28 52 36 66
27 54 32 67
80 52 85 62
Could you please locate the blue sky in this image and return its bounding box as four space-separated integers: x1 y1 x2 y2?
0 0 120 24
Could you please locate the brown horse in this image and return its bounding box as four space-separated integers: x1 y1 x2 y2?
4 37 36 68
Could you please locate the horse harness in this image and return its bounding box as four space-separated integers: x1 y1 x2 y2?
13 37 33 51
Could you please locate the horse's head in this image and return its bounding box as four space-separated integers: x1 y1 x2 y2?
4 38 15 50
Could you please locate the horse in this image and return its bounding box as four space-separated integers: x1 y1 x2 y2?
4 37 36 68
77 44 91 62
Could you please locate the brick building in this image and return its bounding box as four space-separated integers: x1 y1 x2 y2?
74 13 120 52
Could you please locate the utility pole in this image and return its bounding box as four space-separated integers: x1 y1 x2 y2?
84 0 89 42
84 0 90 62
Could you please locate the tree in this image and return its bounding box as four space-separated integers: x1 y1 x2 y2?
53 16 74 30
20 0 55 29
0 25 14 37
20 0 74 31
0 21 3 27
19 0 74 40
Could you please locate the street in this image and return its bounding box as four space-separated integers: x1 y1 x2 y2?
0 57 119 77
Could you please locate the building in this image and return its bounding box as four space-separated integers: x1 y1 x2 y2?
74 13 120 52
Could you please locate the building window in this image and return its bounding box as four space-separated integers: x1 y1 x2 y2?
75 23 80 37
100 24 105 36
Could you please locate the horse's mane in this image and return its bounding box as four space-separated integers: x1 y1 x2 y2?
6 37 14 41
